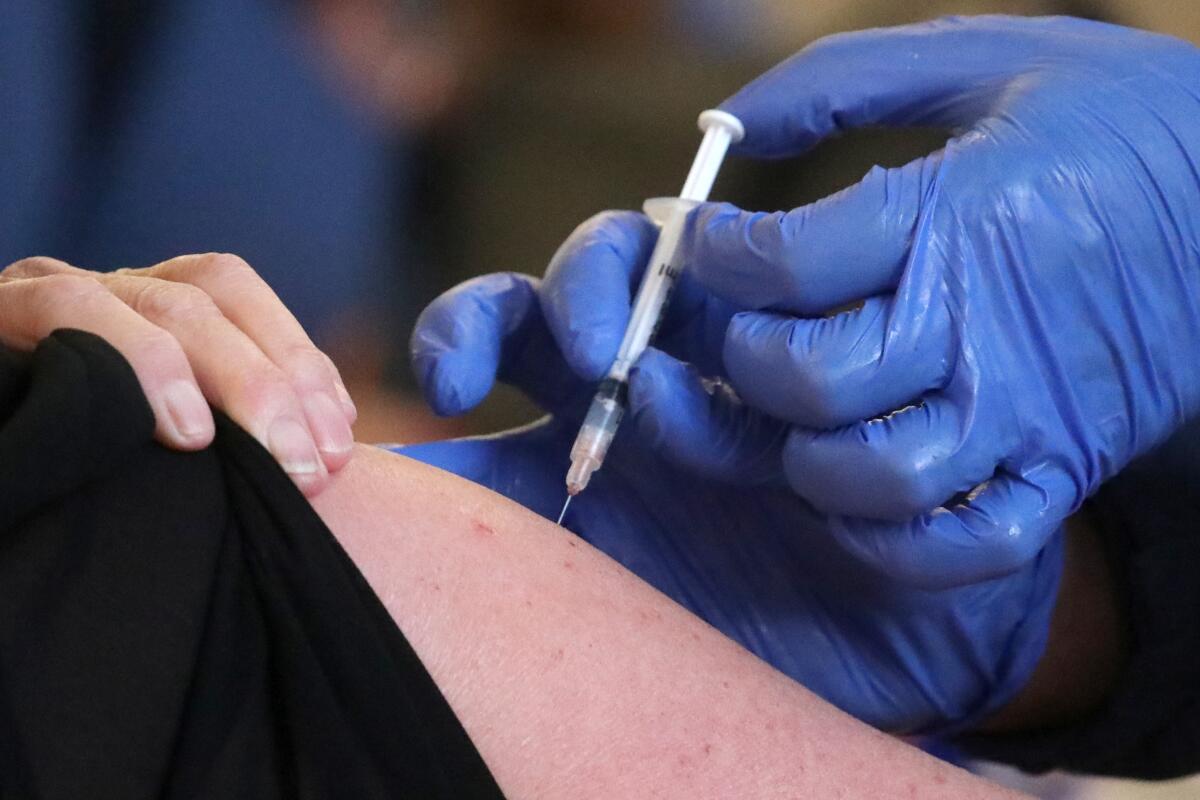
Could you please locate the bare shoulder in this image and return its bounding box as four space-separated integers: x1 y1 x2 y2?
311 445 1026 800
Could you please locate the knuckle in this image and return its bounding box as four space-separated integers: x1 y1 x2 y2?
871 446 942 518
279 343 336 387
559 210 648 265
3 256 70 279
198 251 252 276
31 273 108 312
788 367 846 430
130 281 221 325
231 367 296 419
579 209 639 239
185 252 265 289
975 500 1048 573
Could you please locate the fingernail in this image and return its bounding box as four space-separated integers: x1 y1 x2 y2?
267 417 323 476
162 380 211 442
302 393 354 456
333 380 357 420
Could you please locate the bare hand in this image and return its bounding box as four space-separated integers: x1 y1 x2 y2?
0 253 357 496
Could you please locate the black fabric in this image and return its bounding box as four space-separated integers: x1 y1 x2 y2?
0 330 504 799
958 417 1200 779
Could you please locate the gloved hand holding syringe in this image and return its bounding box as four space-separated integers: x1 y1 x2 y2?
558 109 744 523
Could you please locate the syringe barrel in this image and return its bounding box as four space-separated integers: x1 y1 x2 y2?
608 197 697 381
562 109 742 498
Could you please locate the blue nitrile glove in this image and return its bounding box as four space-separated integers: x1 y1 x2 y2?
528 16 1200 586
400 271 1062 733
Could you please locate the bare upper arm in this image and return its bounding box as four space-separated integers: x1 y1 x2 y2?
310 444 1026 800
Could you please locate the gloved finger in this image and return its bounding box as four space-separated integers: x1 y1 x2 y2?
720 17 1047 159
685 154 940 316
722 295 951 429
410 272 587 417
626 347 788 485
540 211 658 380
826 464 1077 588
782 394 1008 520
542 210 737 381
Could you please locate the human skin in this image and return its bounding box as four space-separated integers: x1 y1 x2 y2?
0 254 356 494
310 444 1029 799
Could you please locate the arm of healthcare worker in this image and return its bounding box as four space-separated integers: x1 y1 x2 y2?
0 254 356 495
312 441 1032 799
529 15 1200 588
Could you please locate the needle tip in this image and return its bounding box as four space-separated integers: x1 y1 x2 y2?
556 495 572 526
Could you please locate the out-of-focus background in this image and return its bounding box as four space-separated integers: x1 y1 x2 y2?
2 2 1197 794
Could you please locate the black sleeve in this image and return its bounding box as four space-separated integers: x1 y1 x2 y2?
957 417 1200 779
0 331 504 799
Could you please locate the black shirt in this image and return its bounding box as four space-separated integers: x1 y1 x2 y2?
0 331 504 799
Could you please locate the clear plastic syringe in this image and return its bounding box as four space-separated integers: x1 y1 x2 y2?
557 109 744 523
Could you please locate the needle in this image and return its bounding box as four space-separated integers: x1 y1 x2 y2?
556 495 572 526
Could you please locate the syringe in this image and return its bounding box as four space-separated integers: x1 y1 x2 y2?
557 109 744 524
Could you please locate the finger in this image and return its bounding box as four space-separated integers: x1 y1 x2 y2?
0 273 214 450
782 393 1009 520
131 252 356 422
541 211 658 380
410 272 588 418
626 348 788 485
720 17 1045 159
684 154 940 316
0 255 79 280
722 295 951 429
104 274 334 494
826 465 1076 588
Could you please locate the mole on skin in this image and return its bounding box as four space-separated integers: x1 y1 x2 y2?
470 519 495 537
